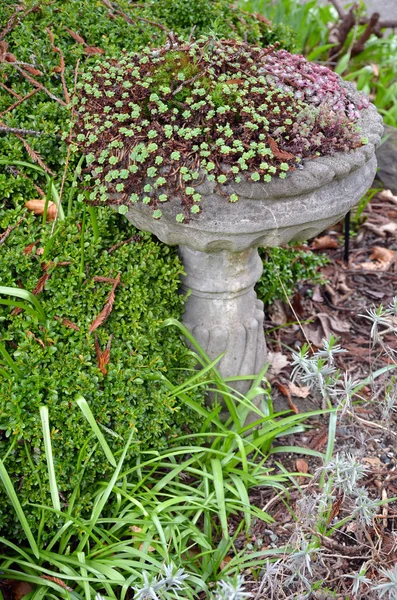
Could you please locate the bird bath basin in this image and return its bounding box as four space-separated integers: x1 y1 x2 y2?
122 92 383 396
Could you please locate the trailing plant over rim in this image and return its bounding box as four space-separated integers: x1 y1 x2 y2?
71 36 369 222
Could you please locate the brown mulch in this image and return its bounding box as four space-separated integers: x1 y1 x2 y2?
233 189 397 599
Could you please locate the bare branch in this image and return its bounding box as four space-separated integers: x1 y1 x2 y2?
14 65 67 106
0 4 41 41
352 12 380 56
0 87 40 118
0 125 47 136
46 28 70 105
328 0 346 19
0 81 22 99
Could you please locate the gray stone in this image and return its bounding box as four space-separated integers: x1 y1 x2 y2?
376 124 397 194
121 83 383 402
180 245 266 395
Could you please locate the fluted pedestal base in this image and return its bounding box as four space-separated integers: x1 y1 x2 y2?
179 245 267 397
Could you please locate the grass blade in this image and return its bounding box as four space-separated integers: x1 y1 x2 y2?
0 341 22 377
211 458 228 539
0 459 40 558
76 395 116 467
0 285 46 322
40 406 60 512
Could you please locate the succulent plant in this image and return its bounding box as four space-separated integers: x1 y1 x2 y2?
72 36 369 221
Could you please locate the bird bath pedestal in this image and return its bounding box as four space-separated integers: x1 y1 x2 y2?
123 101 383 397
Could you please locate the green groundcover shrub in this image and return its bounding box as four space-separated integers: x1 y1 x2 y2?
0 202 201 540
0 0 323 541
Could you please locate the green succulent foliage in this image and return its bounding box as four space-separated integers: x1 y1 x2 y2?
0 202 202 541
257 246 328 304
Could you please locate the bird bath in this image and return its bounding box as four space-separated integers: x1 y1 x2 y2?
122 89 383 395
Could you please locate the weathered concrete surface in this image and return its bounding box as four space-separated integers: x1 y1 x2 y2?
364 0 397 20
123 85 383 397
179 246 266 394
376 124 397 194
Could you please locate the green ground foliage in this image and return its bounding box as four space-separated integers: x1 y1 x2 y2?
0 0 322 540
0 203 202 540
258 246 327 304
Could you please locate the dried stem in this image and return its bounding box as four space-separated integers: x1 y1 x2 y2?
0 81 22 99
46 28 71 105
14 65 67 106
0 87 40 117
0 125 46 136
0 4 41 41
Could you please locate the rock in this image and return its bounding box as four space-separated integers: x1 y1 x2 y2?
376 124 397 194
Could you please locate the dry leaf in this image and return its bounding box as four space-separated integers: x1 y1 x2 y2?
371 62 379 77
362 221 397 237
362 456 382 467
84 46 104 55
64 27 86 44
295 458 309 474
54 316 80 331
268 299 288 326
41 575 73 592
359 246 396 271
288 382 310 398
312 285 324 303
11 272 50 316
26 331 45 347
267 351 288 379
89 273 121 333
327 492 344 524
370 246 395 265
311 235 339 250
139 543 155 552
23 65 42 76
254 12 271 25
25 199 57 221
32 273 50 295
23 241 40 254
95 334 113 375
277 382 299 414
130 525 142 534
268 136 295 160
93 276 120 284
317 312 350 336
219 556 232 570
6 581 33 600
378 189 397 203
302 323 325 347
308 427 328 451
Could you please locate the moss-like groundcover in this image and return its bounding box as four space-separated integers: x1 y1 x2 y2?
0 1 325 542
0 205 202 540
72 37 369 221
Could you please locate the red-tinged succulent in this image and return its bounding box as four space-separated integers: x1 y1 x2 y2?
72 36 369 221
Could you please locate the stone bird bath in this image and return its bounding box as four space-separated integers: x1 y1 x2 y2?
122 87 383 396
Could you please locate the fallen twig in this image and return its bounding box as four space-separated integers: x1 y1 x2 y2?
0 217 25 246
46 28 70 105
15 133 55 175
14 65 67 107
0 87 40 117
0 125 48 136
0 4 41 41
0 81 21 99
